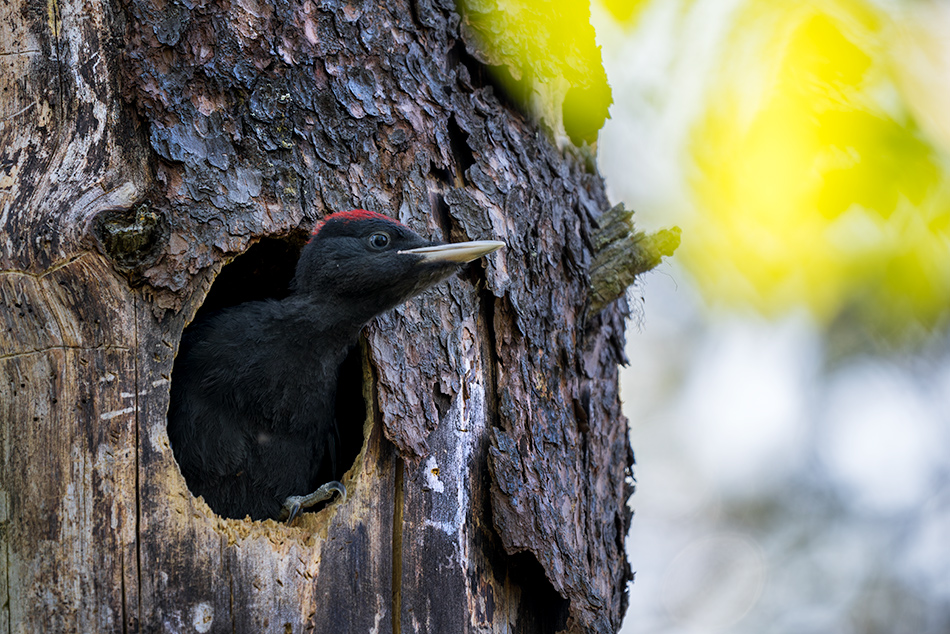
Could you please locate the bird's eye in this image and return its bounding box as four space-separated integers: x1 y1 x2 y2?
369 232 391 249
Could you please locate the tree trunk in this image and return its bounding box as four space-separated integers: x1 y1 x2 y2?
0 0 640 632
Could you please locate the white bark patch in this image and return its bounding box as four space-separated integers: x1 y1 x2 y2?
367 594 387 634
421 382 486 546
192 602 214 633
423 456 444 493
99 406 134 420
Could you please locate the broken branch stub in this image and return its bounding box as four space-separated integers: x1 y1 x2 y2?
589 203 681 315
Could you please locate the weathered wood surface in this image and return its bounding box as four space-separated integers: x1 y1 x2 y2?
0 256 140 632
1 0 636 631
1 0 148 628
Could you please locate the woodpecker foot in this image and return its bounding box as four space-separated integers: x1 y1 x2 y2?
280 481 347 523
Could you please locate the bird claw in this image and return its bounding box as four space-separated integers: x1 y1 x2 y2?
284 500 303 524
280 480 347 523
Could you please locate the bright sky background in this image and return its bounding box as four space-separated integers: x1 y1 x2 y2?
593 1 950 632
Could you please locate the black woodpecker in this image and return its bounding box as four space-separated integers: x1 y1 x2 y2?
167 210 504 521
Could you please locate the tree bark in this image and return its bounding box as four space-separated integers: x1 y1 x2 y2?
1 0 643 632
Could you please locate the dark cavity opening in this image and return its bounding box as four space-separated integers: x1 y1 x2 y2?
508 551 570 632
432 191 454 243
431 382 452 420
171 234 368 519
429 161 454 188
192 236 303 319
447 115 475 180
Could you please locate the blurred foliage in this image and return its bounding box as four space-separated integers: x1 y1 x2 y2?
458 0 612 145
680 0 950 346
599 0 650 25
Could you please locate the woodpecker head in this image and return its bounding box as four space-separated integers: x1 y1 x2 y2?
293 210 503 322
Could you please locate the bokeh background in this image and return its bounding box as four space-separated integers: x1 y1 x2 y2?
592 1 950 632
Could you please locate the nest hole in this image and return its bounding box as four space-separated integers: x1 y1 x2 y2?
172 235 368 520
